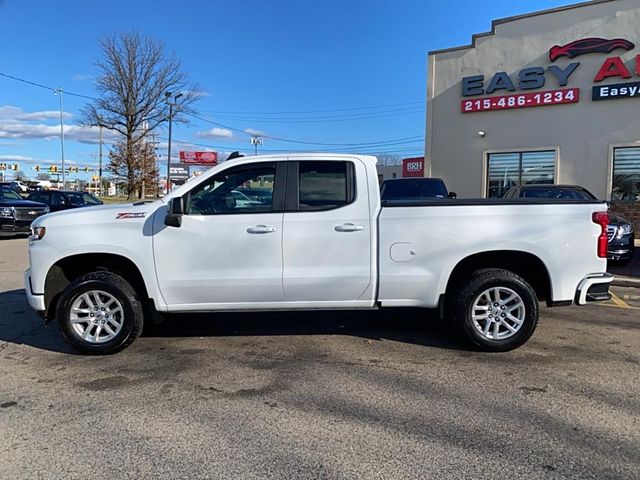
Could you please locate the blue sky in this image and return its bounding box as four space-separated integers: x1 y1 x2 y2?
0 0 572 181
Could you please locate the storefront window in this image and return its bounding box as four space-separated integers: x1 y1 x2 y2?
612 147 640 202
487 150 556 198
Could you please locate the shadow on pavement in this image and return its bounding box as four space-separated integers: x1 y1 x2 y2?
0 288 464 354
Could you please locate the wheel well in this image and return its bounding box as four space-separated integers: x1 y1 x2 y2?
44 253 149 319
445 251 552 302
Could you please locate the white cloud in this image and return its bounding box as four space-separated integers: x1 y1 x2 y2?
0 153 81 166
195 127 233 139
0 105 72 122
244 128 265 136
72 74 94 82
0 122 120 145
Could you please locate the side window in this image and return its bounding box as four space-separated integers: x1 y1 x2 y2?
188 164 276 215
52 192 66 206
298 161 354 211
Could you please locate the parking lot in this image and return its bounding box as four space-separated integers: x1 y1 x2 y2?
0 237 639 479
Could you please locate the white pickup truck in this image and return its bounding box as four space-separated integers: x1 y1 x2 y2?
25 154 613 354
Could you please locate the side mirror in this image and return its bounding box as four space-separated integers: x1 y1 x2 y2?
448 192 457 199
165 196 184 228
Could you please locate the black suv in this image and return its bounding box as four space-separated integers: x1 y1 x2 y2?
27 190 102 212
503 185 635 265
0 187 49 237
380 178 457 202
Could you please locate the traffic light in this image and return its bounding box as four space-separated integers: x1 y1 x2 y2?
34 165 40 172
83 166 89 172
71 166 79 173
0 163 5 171
49 165 58 173
11 164 18 171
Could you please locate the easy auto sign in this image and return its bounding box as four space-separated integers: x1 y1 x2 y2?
460 37 639 113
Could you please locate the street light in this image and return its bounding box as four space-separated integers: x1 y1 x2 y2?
54 88 65 189
165 91 183 194
250 135 263 156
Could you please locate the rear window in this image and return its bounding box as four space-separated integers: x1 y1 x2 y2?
521 188 594 200
381 179 448 200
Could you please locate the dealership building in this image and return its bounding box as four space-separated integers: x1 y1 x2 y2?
425 0 640 229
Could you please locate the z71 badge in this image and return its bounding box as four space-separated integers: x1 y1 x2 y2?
116 212 147 219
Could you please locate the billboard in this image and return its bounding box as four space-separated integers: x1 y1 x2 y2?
402 157 425 177
169 164 189 185
179 151 218 164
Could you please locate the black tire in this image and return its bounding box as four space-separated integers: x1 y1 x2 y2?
452 269 538 352
57 272 144 355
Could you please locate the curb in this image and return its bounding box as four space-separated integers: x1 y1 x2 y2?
611 275 640 288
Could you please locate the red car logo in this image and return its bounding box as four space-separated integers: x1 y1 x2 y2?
549 38 634 62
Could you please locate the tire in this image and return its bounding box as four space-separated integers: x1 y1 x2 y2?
452 269 538 352
57 272 144 355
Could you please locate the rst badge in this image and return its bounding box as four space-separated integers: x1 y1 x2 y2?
116 212 147 219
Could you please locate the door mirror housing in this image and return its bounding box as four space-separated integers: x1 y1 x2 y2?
165 196 185 227
448 191 457 199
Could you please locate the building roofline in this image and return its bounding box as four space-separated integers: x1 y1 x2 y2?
428 0 616 56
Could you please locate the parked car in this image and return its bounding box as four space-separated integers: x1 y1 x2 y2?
503 184 635 265
236 187 273 205
0 181 28 195
0 187 49 237
25 154 612 355
27 190 103 212
380 178 457 202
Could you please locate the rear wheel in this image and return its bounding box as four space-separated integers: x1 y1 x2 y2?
453 269 538 352
57 272 144 355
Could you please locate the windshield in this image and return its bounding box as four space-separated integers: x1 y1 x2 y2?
381 179 448 200
66 192 101 206
0 188 23 201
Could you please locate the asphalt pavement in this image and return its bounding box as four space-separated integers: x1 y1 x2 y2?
0 237 639 479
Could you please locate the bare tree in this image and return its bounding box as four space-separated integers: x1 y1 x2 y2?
81 32 199 199
375 153 403 166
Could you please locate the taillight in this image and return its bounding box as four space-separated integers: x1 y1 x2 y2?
592 211 609 258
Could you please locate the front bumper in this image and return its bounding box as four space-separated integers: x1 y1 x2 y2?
24 269 46 312
575 273 613 305
0 222 31 236
608 233 635 261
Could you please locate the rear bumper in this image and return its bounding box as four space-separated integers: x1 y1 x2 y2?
575 273 613 305
24 269 46 312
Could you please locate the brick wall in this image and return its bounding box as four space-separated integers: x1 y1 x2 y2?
610 202 640 233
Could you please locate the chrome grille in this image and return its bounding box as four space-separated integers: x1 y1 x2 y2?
13 207 48 222
606 225 617 242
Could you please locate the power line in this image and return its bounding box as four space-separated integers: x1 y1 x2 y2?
200 101 424 115
0 72 97 100
209 108 425 124
189 113 423 147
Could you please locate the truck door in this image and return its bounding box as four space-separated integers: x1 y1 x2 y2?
282 159 374 306
153 162 286 308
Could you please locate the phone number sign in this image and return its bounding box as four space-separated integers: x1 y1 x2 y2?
461 87 580 113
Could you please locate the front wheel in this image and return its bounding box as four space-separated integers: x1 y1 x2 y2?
453 269 539 352
57 272 144 355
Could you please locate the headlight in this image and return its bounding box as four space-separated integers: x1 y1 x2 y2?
0 207 14 218
617 224 633 237
29 226 46 241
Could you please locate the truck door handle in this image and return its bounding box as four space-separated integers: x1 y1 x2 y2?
335 223 365 232
246 225 277 234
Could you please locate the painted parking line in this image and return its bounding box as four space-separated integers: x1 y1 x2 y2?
593 292 640 310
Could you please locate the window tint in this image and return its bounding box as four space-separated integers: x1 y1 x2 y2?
66 192 100 206
381 179 447 200
0 188 22 200
188 164 276 215
299 161 353 211
613 147 640 201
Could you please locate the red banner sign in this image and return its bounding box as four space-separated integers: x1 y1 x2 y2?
179 151 218 164
461 88 580 113
402 157 425 177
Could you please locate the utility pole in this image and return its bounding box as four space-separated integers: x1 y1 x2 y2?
165 91 183 194
54 88 66 189
98 125 103 197
250 135 263 156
